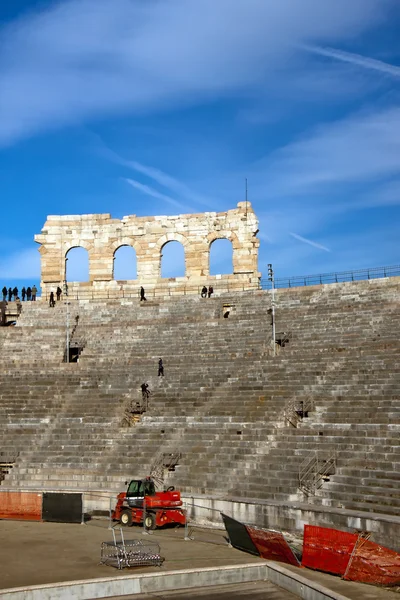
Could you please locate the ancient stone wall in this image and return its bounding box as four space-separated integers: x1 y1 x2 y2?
35 202 260 296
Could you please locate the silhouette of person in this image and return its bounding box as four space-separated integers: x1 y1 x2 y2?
56 286 62 301
21 287 26 301
31 285 37 301
201 286 207 298
49 292 55 307
208 285 214 298
158 358 164 377
8 287 12 301
26 287 32 301
2 286 7 301
140 286 147 302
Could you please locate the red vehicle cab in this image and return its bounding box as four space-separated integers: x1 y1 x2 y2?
112 477 186 530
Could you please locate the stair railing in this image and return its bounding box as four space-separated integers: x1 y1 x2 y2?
298 450 336 496
284 396 313 428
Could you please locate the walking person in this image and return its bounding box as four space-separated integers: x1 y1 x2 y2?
26 287 32 301
201 286 207 298
2 286 6 301
140 286 147 302
56 286 62 301
158 358 164 377
208 285 214 298
21 287 26 301
49 291 55 308
8 287 12 301
31 285 37 301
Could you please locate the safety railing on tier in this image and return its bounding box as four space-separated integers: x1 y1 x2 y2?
260 264 400 290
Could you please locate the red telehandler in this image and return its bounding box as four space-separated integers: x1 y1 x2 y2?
112 477 186 530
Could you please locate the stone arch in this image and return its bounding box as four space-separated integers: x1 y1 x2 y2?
161 241 186 278
207 231 240 250
209 238 234 275
112 244 138 280
156 232 190 250
65 246 90 282
156 233 189 278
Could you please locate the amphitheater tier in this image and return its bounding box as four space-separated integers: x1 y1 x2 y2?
1 277 399 544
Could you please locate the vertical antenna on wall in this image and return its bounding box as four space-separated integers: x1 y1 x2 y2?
245 178 248 220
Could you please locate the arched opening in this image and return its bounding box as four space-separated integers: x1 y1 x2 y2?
209 238 233 275
65 247 89 282
113 245 137 280
161 241 185 278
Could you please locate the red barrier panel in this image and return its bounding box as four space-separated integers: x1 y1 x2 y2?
344 539 400 587
246 525 300 566
0 491 42 521
302 525 358 575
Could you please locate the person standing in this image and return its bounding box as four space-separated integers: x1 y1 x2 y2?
208 285 214 298
31 285 37 301
26 287 32 301
13 286 18 300
56 286 62 301
2 286 6 301
140 286 147 302
158 358 164 377
21 287 26 301
8 287 12 301
49 291 55 307
201 286 207 298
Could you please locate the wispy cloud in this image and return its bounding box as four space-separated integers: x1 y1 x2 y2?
94 137 215 209
290 232 331 252
0 0 389 147
124 178 194 213
256 105 400 197
304 45 400 78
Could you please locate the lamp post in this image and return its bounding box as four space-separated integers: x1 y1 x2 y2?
63 279 69 363
268 263 276 356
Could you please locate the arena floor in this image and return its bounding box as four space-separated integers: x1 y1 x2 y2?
0 518 398 599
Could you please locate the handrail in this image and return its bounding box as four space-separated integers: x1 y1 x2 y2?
260 264 400 290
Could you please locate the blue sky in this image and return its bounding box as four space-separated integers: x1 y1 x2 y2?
0 0 399 289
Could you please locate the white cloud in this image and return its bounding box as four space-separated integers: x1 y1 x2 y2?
93 138 216 209
303 45 400 78
254 105 400 197
289 232 330 252
124 178 194 213
0 0 391 146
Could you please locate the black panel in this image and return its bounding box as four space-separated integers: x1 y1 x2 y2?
221 513 260 556
42 493 82 523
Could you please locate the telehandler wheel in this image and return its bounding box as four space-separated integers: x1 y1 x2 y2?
120 509 133 526
144 512 156 530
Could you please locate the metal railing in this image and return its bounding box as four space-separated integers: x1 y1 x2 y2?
298 450 336 496
284 397 313 428
260 264 400 290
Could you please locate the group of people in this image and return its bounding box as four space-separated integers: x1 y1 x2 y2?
140 286 215 301
2 286 38 302
48 287 63 307
201 286 214 298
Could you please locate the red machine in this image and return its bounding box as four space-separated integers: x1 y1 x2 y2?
112 477 186 530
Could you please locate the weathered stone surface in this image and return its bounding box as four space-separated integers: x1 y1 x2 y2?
35 202 260 296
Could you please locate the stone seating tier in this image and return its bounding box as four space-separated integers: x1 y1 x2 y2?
1 278 399 517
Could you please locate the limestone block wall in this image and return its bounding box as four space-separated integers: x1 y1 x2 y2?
35 203 260 297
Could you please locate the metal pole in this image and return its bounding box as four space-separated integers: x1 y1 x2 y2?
63 280 69 363
271 274 276 357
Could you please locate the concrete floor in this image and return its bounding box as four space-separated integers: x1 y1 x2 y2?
0 519 263 590
1 519 398 600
